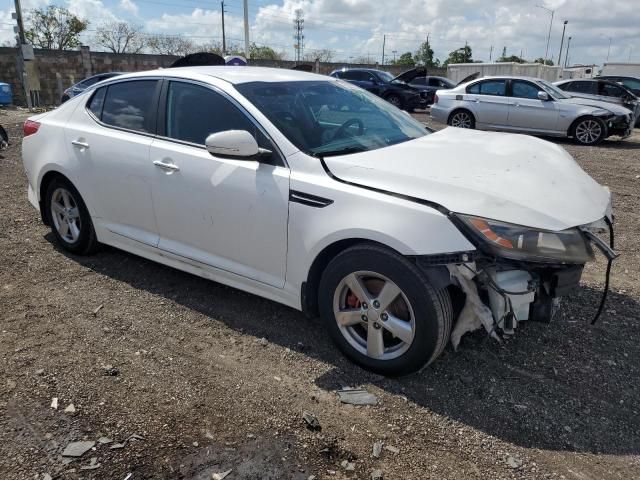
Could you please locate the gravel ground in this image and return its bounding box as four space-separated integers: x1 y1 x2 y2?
1 106 639 480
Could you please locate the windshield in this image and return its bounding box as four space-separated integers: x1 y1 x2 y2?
538 79 571 99
375 71 395 83
235 80 428 157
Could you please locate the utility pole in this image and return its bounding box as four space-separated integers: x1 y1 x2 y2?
564 36 572 68
243 0 250 59
13 0 32 109
489 45 493 61
557 20 568 67
536 5 554 63
606 37 612 62
381 34 386 66
392 50 397 63
221 1 226 54
293 9 304 63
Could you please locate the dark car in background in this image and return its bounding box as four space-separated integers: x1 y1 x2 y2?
597 75 640 97
329 68 427 110
555 78 640 126
407 76 455 105
60 72 123 104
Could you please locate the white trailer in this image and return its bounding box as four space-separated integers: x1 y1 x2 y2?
446 62 563 83
601 63 640 77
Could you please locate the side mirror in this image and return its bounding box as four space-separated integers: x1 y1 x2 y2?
205 130 260 159
537 91 550 101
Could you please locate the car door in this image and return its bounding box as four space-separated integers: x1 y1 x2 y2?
506 79 559 132
64 79 161 246
149 80 290 288
464 79 509 127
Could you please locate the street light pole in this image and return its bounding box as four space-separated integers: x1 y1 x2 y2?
564 36 572 68
557 20 568 67
536 5 554 63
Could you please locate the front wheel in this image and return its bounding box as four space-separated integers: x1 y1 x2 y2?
572 116 606 145
318 244 452 376
385 93 403 109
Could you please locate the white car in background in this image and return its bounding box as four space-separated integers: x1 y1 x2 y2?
430 76 633 145
22 67 616 376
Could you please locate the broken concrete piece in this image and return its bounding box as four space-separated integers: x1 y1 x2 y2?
109 443 126 450
97 436 112 444
506 456 523 469
302 411 321 431
50 397 58 410
64 404 76 413
372 440 383 458
384 445 399 454
80 457 101 470
341 460 355 471
62 441 95 457
371 469 384 480
337 388 378 406
211 469 232 480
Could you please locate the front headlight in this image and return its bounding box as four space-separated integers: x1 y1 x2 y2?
456 215 594 264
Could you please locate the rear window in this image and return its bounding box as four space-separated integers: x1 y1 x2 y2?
100 80 158 133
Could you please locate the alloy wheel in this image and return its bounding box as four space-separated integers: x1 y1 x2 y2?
333 271 415 360
450 112 472 128
575 119 602 144
387 95 401 107
50 187 82 243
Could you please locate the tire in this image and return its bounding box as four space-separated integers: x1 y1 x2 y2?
44 177 99 255
318 244 453 376
448 109 475 129
571 116 606 145
385 93 404 110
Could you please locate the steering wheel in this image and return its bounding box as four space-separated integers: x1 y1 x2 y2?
331 118 364 141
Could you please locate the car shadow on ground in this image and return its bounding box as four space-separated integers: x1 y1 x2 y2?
49 235 640 456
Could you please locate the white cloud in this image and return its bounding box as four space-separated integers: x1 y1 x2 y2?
119 0 139 16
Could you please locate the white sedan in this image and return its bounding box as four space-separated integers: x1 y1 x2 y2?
22 67 615 376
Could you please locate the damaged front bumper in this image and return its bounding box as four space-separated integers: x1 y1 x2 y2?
441 216 618 348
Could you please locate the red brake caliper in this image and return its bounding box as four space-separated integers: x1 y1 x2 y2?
346 290 361 309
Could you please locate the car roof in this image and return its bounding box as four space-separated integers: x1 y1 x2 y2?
112 66 330 84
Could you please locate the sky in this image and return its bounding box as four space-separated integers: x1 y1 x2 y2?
0 0 638 66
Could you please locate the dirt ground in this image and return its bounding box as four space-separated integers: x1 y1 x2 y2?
1 106 639 480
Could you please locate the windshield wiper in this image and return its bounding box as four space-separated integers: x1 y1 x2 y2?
315 145 367 158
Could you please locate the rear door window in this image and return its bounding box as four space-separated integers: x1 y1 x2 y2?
599 82 626 98
467 80 506 96
101 80 159 133
87 87 106 118
567 81 597 95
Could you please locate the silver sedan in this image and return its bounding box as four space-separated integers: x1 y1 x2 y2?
430 76 633 145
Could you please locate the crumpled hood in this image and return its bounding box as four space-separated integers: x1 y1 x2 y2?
324 128 611 231
561 96 632 115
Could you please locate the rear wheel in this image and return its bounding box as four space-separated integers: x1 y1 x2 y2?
44 177 99 255
318 244 452 376
448 109 475 129
572 116 606 145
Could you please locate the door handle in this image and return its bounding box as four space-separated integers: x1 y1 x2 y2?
71 140 90 149
153 160 180 172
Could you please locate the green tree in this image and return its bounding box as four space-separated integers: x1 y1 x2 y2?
534 57 554 65
393 52 415 66
498 55 526 63
414 40 437 67
250 43 284 60
443 45 472 66
25 6 88 50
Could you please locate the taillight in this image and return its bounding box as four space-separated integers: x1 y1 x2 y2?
23 120 40 137
434 94 439 104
